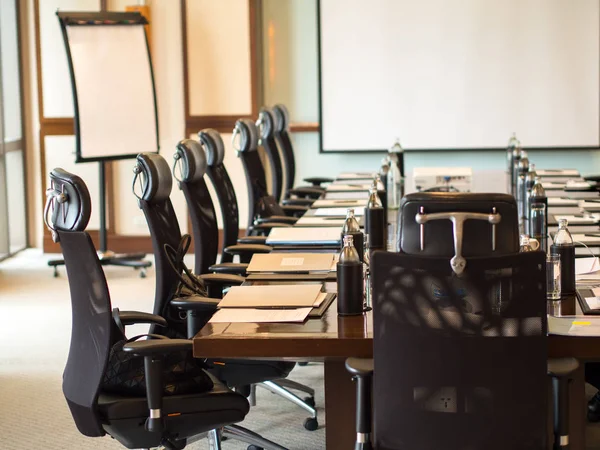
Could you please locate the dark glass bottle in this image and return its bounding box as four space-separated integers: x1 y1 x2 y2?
365 183 386 253
529 176 548 252
550 219 575 296
341 208 364 262
337 235 364 316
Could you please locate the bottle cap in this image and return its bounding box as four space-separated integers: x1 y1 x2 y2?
558 218 568 228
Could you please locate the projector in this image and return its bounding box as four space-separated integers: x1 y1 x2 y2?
412 167 473 192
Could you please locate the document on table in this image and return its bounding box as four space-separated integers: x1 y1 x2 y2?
548 198 579 206
218 284 324 308
295 216 346 226
325 191 369 200
311 199 365 209
572 234 600 244
537 169 580 177
553 215 598 225
266 227 342 245
337 172 376 180
576 257 600 275
548 315 600 336
209 307 312 323
314 207 365 217
247 253 334 273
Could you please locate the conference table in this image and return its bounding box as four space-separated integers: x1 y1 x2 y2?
193 176 598 450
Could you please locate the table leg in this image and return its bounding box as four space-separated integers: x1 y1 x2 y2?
324 360 356 450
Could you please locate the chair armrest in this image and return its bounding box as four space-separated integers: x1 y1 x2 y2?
170 295 221 312
118 311 167 328
122 338 194 433
288 187 325 199
237 235 268 245
255 215 298 225
346 357 374 377
197 273 245 298
548 357 579 378
224 243 273 264
304 176 334 186
209 262 248 276
282 198 315 206
123 338 192 356
345 357 373 441
250 222 293 236
281 205 309 217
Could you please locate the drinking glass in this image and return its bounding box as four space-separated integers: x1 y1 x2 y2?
546 254 561 300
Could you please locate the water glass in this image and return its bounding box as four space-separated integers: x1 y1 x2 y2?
546 254 561 300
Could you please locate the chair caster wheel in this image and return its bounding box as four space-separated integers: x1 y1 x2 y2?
247 446 263 450
303 417 318 431
303 396 315 407
140 269 147 278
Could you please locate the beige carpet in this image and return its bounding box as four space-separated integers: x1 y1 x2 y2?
0 250 326 449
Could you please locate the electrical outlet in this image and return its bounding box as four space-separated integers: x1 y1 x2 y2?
414 387 457 413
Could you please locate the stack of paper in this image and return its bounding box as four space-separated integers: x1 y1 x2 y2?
576 257 600 282
548 315 600 336
311 199 365 209
325 191 369 200
209 284 325 323
337 172 376 180
315 206 365 217
247 253 334 273
295 216 346 227
266 227 341 246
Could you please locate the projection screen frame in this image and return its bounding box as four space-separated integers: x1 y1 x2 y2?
316 0 600 154
57 11 159 163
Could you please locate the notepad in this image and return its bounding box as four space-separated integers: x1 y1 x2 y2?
337 172 376 180
218 284 323 308
325 191 370 200
209 307 312 323
314 207 365 217
247 253 334 273
266 227 342 246
295 216 346 226
548 198 579 206
311 199 365 209
548 315 600 336
581 201 600 212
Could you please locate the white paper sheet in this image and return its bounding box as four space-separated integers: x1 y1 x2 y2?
585 297 600 310
208 307 312 323
575 257 600 275
295 217 346 226
314 207 365 217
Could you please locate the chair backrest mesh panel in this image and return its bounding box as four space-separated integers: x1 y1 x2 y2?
371 250 548 450
60 231 113 437
206 163 240 263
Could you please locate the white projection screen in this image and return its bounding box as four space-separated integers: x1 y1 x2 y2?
319 0 600 152
60 14 158 161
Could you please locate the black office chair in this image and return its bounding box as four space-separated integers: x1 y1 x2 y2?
271 103 333 190
347 192 579 449
44 167 249 450
172 139 272 274
134 152 319 434
233 119 309 234
198 128 278 261
256 107 323 205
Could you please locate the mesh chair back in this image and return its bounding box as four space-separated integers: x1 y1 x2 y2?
257 108 284 202
272 104 295 191
234 118 285 230
134 153 184 335
371 250 548 450
174 139 219 274
199 129 241 263
45 169 113 437
398 193 519 275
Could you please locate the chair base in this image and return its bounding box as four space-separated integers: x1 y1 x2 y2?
223 424 288 450
260 380 319 431
49 251 151 278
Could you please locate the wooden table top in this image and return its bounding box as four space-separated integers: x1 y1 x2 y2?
193 297 600 361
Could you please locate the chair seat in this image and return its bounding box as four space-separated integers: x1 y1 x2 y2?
98 373 249 421
237 235 268 245
206 359 295 388
209 262 248 276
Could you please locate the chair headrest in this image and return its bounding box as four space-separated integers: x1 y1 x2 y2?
44 168 92 241
257 108 278 139
272 104 290 133
233 119 259 153
398 192 519 273
198 129 225 166
133 153 173 204
173 139 207 183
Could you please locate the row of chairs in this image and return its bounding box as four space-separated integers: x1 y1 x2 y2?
44 106 328 449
